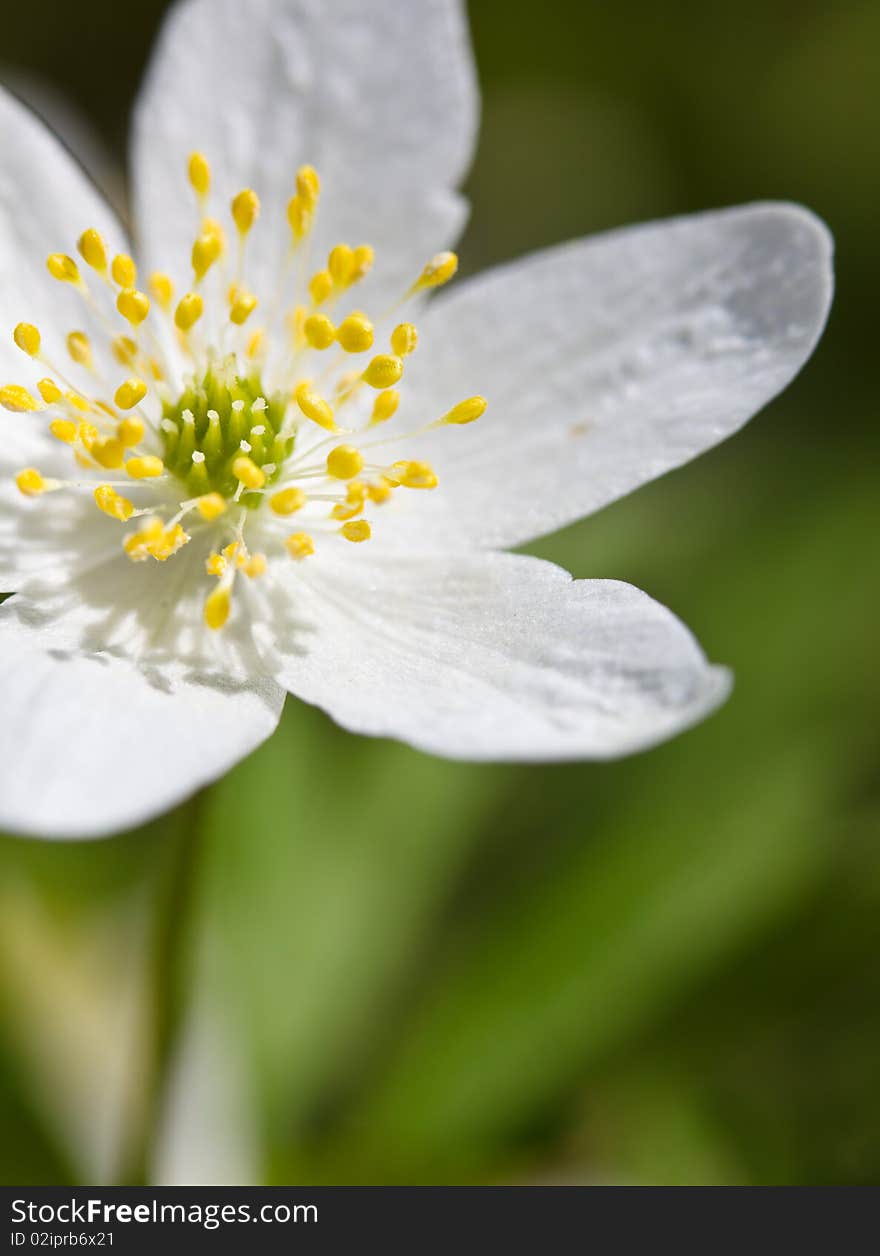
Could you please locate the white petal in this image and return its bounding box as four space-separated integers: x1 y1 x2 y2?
259 549 730 761
131 0 478 309
0 85 130 438
404 203 833 547
0 598 284 839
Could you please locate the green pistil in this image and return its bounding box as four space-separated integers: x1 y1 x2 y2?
161 363 293 505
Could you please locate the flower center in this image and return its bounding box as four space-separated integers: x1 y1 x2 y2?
160 364 292 506
3 154 486 632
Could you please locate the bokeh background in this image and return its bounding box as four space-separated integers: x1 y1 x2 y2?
1 0 878 1186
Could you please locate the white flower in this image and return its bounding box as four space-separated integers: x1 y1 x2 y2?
0 0 832 839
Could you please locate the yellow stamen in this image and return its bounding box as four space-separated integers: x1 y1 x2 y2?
13 323 41 357
367 477 394 504
197 492 227 521
112 335 138 366
149 272 175 310
326 444 364 480
351 245 375 281
77 229 107 273
47 253 81 285
117 416 145 447
232 455 265 489
390 322 418 357
231 188 260 234
411 251 458 292
66 331 92 367
362 354 403 389
92 438 126 470
285 532 315 560
229 290 258 325
269 487 307 516
204 585 231 630
340 518 371 543
391 459 438 489
94 485 134 521
117 288 151 326
309 270 333 306
111 254 137 287
294 383 336 431
49 419 78 444
246 329 265 359
0 384 40 412
328 244 355 289
295 165 320 209
192 232 222 280
243 553 267 578
336 313 374 354
370 389 400 425
126 455 165 479
440 395 487 426
304 313 336 350
16 468 51 496
174 292 204 331
188 151 211 200
38 378 63 404
114 378 147 410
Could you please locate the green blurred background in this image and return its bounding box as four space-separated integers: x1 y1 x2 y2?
1 0 878 1185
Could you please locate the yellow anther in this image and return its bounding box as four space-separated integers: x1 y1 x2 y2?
351 244 375 281
149 272 174 310
38 378 62 404
192 231 222 279
346 480 368 504
66 331 92 367
77 229 107 273
295 165 320 209
222 542 240 562
91 438 125 470
341 518 371 543
362 354 403 389
229 290 258 325
391 459 438 489
370 389 400 425
204 585 232 630
246 329 265 359
16 468 50 496
294 382 337 431
69 395 91 414
285 531 315 560
47 253 81 285
336 313 374 354
13 323 41 357
94 485 134 522
287 196 311 241
111 254 137 287
231 188 260 234
412 251 458 291
309 269 333 306
188 151 211 200
270 486 307 516
49 419 78 444
117 416 144 447
243 553 267 579
328 244 355 288
201 216 226 248
117 288 151 326
326 443 365 480
197 492 227 521
232 455 265 489
174 292 204 331
126 455 165 479
367 476 394 504
205 552 227 577
0 384 40 412
390 322 418 357
112 335 138 366
304 313 336 350
114 378 147 410
440 395 488 426
125 519 189 563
